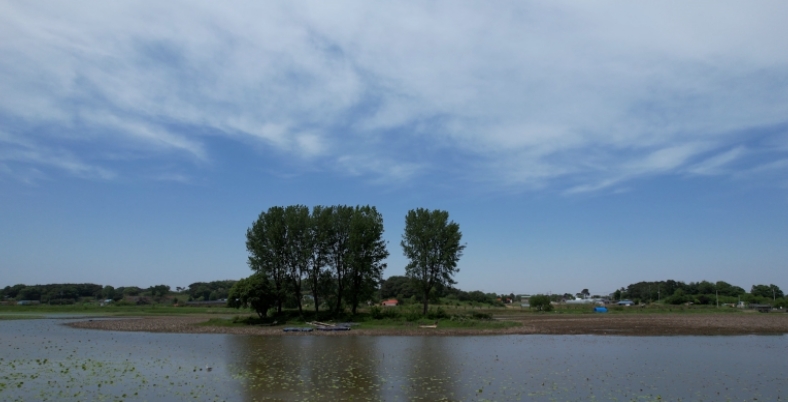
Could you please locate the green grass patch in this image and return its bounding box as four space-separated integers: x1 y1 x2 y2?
0 315 41 320
199 309 521 332
0 303 236 316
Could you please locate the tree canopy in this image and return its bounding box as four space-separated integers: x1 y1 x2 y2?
246 204 389 316
401 208 465 315
227 274 276 318
751 284 783 299
529 295 553 312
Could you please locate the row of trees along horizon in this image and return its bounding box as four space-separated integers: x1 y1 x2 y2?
3 278 786 309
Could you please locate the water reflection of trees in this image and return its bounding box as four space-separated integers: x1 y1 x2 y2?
377 336 460 401
229 335 382 401
227 335 463 401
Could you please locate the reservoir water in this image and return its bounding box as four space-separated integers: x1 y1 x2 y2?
1 318 786 401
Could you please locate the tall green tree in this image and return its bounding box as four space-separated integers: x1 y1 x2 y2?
327 205 354 314
401 208 465 315
306 206 333 312
246 206 290 313
346 205 389 314
283 205 312 315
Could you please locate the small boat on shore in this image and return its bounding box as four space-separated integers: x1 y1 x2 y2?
282 327 314 332
315 326 351 331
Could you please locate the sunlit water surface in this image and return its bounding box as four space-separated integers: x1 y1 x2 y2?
1 319 786 401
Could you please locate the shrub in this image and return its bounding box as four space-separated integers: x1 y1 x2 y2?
135 297 150 305
370 305 400 320
427 307 449 320
471 312 492 320
529 295 553 312
404 307 423 322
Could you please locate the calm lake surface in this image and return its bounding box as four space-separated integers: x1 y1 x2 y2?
1 318 786 401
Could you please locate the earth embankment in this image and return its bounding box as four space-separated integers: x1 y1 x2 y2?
66 312 788 336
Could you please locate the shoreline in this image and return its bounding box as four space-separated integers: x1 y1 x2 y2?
65 313 788 336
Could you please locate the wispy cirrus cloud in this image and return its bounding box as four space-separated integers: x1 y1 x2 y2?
1 1 787 191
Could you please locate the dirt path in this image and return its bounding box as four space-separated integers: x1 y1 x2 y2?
65 312 788 336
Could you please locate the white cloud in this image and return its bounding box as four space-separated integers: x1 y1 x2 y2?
1 1 787 190
0 146 115 181
687 147 746 176
336 155 423 183
738 159 788 176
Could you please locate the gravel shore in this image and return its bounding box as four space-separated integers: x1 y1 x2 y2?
66 312 788 336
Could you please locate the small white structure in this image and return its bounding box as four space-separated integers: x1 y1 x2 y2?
566 297 594 305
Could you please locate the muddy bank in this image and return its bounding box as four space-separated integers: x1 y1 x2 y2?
66 312 788 336
507 312 788 335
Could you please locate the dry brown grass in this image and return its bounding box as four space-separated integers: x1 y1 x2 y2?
66 312 788 336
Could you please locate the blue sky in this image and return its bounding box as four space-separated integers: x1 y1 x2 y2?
1 1 787 295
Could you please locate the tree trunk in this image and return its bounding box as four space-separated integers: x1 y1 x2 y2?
422 291 429 315
334 281 343 315
310 273 320 313
292 275 304 316
350 273 360 315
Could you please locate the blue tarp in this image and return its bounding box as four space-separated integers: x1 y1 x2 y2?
594 307 608 313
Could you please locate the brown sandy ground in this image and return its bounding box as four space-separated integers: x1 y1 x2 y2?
66 312 788 336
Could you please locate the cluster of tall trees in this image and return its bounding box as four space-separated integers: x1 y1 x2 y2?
241 205 389 316
235 205 466 317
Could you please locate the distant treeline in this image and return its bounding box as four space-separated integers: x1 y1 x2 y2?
185 280 236 301
380 276 508 306
1 277 508 307
1 280 237 304
1 283 105 304
616 280 786 306
6 278 784 308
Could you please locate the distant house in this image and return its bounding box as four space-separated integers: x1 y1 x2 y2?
381 299 398 307
617 299 634 306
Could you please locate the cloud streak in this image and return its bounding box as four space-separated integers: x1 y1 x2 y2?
1 1 787 191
